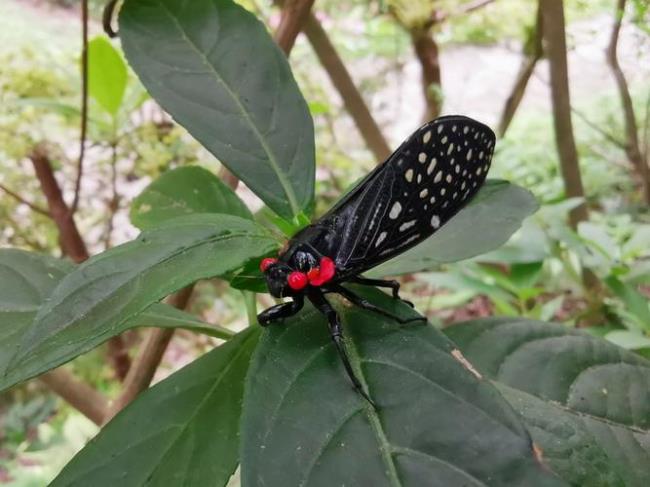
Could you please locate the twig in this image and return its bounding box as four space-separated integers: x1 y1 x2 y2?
274 0 316 54
30 145 89 263
0 183 51 217
103 0 119 38
71 0 89 214
303 13 392 161
105 286 195 422
436 0 497 23
40 368 108 426
498 3 543 137
570 106 626 148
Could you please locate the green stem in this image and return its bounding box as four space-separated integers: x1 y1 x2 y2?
243 291 258 326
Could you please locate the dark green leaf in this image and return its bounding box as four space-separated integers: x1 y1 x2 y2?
241 288 564 486
119 0 315 220
1 216 276 391
130 166 253 230
88 36 128 116
446 318 650 486
51 327 260 487
371 180 539 276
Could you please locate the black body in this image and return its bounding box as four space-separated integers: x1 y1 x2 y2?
258 115 496 404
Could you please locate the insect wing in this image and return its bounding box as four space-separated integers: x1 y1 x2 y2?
329 115 495 273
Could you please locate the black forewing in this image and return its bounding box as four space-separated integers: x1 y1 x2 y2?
321 115 496 275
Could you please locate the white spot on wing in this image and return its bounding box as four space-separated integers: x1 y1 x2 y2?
467 149 473 161
389 201 402 219
437 124 444 134
447 143 454 155
423 131 431 144
446 174 452 183
419 189 428 198
418 152 427 163
375 231 387 247
427 158 437 175
431 215 440 228
399 220 417 232
405 169 414 182
434 171 443 183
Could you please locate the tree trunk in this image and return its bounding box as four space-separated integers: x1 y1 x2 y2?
498 4 543 137
410 26 442 121
606 0 650 204
540 0 589 228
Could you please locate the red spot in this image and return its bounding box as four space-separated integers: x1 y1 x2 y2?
308 257 336 286
287 271 308 290
260 257 277 272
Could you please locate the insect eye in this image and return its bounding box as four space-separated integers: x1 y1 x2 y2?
260 257 278 272
287 271 308 291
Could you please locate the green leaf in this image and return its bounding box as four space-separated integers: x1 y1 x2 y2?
371 180 539 276
88 36 128 116
132 303 234 339
241 288 564 486
130 166 253 230
119 0 315 220
51 327 260 487
605 275 650 332
1 215 276 392
445 318 650 486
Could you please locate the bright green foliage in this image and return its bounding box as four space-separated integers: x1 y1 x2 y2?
87 36 128 116
242 288 564 487
119 0 315 221
50 327 260 487
446 318 650 486
130 165 253 230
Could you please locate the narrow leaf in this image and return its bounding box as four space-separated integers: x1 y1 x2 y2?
371 180 539 276
1 216 277 391
130 166 253 230
119 0 315 219
51 328 260 487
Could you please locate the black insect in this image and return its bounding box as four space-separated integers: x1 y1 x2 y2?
258 115 495 403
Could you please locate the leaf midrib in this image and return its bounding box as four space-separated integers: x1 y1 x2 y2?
155 0 301 217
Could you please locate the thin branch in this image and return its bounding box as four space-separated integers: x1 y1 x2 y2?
570 105 626 148
605 0 650 204
40 368 108 426
71 0 89 214
274 0 316 54
436 0 497 23
498 3 543 137
105 286 195 422
0 183 51 217
103 0 119 38
29 145 89 263
303 13 392 161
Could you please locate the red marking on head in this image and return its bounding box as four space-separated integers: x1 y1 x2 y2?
308 257 336 286
287 271 308 290
260 258 277 272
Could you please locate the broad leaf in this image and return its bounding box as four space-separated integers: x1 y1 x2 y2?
2 216 276 391
0 249 233 392
119 0 315 220
130 166 253 230
371 180 538 276
605 275 650 332
51 327 260 487
88 36 128 116
445 318 650 486
241 288 564 486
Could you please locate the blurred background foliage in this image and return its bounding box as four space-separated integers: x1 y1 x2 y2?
0 0 648 484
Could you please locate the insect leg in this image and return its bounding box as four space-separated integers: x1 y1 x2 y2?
257 295 304 327
308 290 375 407
333 284 426 325
347 276 414 307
